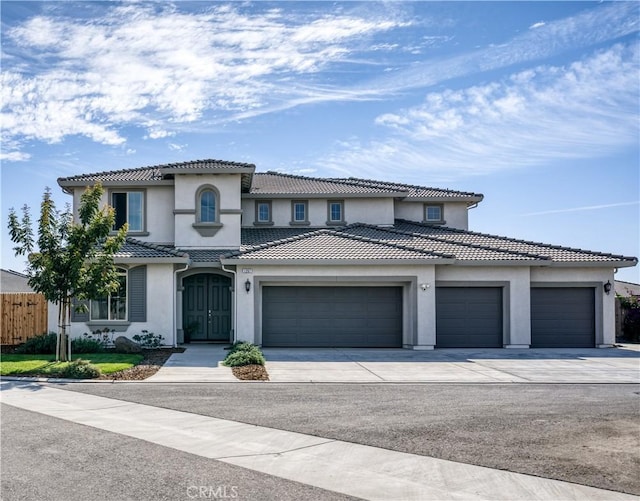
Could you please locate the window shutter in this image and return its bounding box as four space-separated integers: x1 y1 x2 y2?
71 298 89 322
128 266 147 322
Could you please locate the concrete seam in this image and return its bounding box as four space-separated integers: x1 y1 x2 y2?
212 439 336 461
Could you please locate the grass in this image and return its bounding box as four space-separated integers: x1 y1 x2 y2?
0 353 143 377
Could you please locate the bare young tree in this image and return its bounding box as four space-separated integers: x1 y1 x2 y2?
8 183 127 361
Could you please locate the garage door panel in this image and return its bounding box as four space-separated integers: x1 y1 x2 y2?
436 287 503 348
262 286 402 347
531 288 595 348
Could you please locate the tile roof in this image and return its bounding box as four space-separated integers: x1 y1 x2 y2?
341 225 543 261
226 229 451 261
115 238 189 260
394 220 637 263
248 172 401 195
328 177 484 200
107 222 636 266
58 159 255 185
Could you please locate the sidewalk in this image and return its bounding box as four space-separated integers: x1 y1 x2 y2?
145 344 640 383
1 381 636 501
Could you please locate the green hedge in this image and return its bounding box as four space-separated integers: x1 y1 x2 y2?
222 342 266 367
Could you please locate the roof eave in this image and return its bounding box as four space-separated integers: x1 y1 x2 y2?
543 259 638 268
400 195 484 203
168 166 255 175
114 257 191 264
244 192 407 199
58 179 174 188
220 258 455 265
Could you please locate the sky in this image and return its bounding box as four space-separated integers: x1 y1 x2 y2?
1 1 639 283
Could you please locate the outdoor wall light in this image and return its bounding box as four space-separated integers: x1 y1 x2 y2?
420 283 430 291
603 280 612 295
245 279 251 293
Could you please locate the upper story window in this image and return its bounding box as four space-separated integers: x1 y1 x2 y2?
255 201 272 225
90 268 127 321
291 200 309 225
327 200 345 224
195 185 219 224
424 204 444 223
199 190 216 223
112 191 144 232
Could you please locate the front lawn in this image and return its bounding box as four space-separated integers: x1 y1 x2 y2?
0 353 143 377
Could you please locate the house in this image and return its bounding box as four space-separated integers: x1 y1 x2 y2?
1 269 32 293
57 159 637 349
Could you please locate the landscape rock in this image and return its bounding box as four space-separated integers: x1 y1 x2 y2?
114 336 143 354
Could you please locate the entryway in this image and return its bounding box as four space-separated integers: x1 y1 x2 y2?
182 274 232 342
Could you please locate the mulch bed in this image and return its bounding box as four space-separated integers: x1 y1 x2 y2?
99 348 184 380
231 364 270 381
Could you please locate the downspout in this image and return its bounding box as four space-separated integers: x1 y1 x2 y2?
221 263 237 345
173 260 191 348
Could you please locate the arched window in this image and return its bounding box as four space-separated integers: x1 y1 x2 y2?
199 189 216 223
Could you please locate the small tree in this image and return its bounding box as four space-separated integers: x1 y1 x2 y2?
8 183 127 361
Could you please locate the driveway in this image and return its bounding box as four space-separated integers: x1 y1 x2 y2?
145 344 640 383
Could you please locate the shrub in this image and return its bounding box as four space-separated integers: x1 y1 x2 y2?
620 296 640 342
71 337 104 354
59 359 102 379
132 330 164 349
222 343 266 367
226 341 257 354
14 332 57 354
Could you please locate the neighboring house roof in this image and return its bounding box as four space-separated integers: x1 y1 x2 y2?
0 269 32 293
615 280 640 297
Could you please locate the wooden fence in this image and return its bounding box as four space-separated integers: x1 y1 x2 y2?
1 293 48 345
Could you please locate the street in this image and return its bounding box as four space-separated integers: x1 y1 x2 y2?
2 382 639 500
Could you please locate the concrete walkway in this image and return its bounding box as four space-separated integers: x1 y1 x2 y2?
1 381 635 501
146 344 640 383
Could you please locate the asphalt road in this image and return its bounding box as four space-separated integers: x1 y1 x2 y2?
1 403 357 501
56 382 640 496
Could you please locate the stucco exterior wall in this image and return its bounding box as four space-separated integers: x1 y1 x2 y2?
241 197 396 227
174 174 242 248
393 201 469 230
71 185 174 243
68 263 176 346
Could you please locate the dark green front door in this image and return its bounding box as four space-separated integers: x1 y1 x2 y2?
183 274 231 342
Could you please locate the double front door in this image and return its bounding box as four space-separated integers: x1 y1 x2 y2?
183 274 231 342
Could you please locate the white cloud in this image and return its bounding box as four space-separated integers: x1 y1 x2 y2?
321 43 640 180
1 3 409 159
0 150 31 162
522 201 640 217
529 22 546 29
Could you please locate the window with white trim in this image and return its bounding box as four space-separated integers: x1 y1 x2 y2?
90 268 127 321
256 201 272 224
112 191 144 232
424 204 443 223
199 189 216 223
291 200 308 224
327 200 344 224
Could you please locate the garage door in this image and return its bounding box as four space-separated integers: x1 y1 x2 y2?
262 286 402 347
436 287 503 348
531 287 595 348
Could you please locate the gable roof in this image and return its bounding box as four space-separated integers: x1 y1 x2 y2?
114 238 190 263
58 159 256 191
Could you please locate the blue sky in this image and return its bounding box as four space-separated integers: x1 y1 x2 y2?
1 1 639 282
